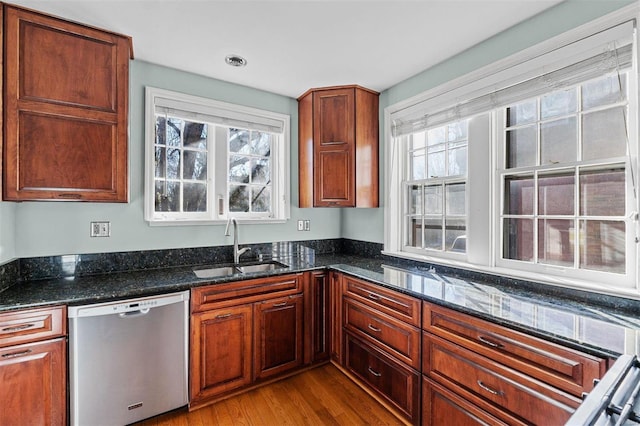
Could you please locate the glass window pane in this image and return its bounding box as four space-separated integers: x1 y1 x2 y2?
538 173 574 216
582 74 627 110
155 116 166 146
166 149 181 179
505 176 534 215
427 126 445 145
446 183 465 215
424 185 442 214
251 131 272 156
183 121 207 148
580 169 625 216
427 151 445 178
155 147 166 178
445 217 466 252
409 185 422 215
183 151 207 181
411 152 425 180
166 118 182 147
506 126 536 168
183 183 207 212
229 185 250 212
251 159 270 184
155 181 180 212
251 186 271 212
580 220 625 274
447 121 467 141
503 218 534 261
448 145 467 177
412 131 426 150
229 128 250 153
541 89 577 119
582 107 627 160
407 217 422 248
424 218 443 250
506 100 536 126
538 219 574 267
541 117 576 164
229 155 250 183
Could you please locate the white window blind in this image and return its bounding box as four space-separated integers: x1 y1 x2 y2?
392 20 635 136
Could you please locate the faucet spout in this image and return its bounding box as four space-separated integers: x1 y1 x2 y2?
225 218 251 264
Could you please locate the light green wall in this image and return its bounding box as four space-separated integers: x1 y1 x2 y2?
13 61 340 258
0 203 15 263
341 0 636 244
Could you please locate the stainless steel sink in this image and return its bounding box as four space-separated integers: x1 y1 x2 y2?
193 266 239 279
193 261 288 278
236 261 288 274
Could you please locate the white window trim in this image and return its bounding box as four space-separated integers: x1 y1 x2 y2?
144 87 290 226
384 3 640 298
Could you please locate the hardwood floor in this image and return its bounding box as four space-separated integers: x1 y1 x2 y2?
135 363 404 425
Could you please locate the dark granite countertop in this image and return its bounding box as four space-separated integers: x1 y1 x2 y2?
1 252 638 359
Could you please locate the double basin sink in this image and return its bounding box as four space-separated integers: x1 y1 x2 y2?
193 261 288 279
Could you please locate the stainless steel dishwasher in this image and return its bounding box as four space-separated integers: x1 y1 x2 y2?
68 290 190 426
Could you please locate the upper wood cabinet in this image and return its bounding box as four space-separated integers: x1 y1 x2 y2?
298 85 379 208
2 5 132 202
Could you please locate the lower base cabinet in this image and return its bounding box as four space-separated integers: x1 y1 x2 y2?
345 332 420 423
0 337 66 426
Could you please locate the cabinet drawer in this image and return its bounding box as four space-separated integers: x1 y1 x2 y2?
345 332 420 423
343 297 420 369
422 376 526 426
192 273 303 312
0 306 66 348
424 333 579 425
423 303 606 397
343 275 420 326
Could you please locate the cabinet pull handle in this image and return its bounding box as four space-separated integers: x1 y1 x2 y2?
477 380 504 396
2 349 33 359
216 313 232 319
58 193 82 199
367 324 381 333
272 302 288 307
367 367 382 377
478 335 503 349
368 293 380 301
2 323 35 332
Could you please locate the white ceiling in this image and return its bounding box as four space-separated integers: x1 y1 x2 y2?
9 0 563 98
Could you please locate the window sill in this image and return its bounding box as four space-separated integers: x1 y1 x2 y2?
147 218 287 227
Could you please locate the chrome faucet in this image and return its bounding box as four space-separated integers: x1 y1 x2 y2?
225 218 251 264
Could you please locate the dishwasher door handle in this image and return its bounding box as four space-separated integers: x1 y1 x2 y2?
118 308 151 318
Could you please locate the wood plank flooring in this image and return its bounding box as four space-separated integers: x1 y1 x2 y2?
135 363 404 426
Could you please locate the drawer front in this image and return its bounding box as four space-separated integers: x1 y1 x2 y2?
0 306 66 348
343 297 420 369
423 303 606 397
345 332 420 422
343 275 420 326
192 273 303 312
422 376 526 426
424 333 579 425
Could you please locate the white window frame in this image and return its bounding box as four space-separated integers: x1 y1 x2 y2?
144 87 290 226
384 4 640 297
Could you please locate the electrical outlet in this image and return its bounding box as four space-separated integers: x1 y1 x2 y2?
90 221 111 237
304 220 310 231
297 220 304 231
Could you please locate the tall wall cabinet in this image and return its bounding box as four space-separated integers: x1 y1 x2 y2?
2 4 132 202
298 85 379 208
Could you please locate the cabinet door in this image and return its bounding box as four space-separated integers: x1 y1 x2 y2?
190 304 253 403
254 294 303 380
3 6 130 201
330 272 344 364
310 271 330 363
0 338 66 426
312 88 355 206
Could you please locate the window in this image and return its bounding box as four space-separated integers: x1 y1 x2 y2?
145 87 290 224
385 12 638 294
404 120 468 254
